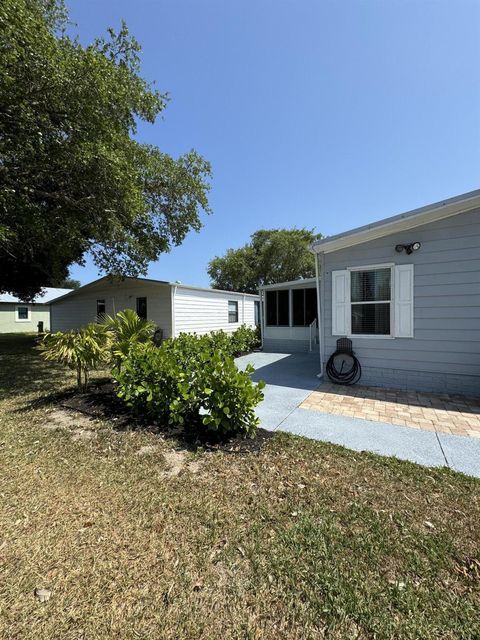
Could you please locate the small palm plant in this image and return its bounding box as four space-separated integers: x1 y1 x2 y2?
40 324 108 390
100 309 156 367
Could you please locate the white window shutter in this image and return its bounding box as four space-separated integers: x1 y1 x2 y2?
394 264 414 338
332 270 349 335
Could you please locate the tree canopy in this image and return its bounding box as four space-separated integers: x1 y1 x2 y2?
52 277 81 289
0 0 212 299
208 228 322 294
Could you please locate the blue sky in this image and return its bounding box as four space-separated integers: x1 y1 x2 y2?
67 0 480 287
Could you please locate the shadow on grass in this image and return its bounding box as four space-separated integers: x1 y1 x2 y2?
0 349 70 401
3 334 273 454
24 379 273 454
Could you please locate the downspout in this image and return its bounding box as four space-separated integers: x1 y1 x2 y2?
314 250 324 379
259 288 264 350
242 294 246 324
170 285 177 338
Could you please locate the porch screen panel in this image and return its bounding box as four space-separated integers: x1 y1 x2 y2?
292 289 304 326
277 290 289 326
305 288 317 325
266 291 277 326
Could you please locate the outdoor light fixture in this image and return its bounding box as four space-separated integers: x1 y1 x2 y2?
395 241 421 255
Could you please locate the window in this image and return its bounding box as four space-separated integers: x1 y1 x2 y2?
254 300 261 326
96 299 106 320
351 268 391 335
292 288 317 326
228 300 239 323
136 297 147 320
266 290 289 326
332 265 414 339
16 306 29 321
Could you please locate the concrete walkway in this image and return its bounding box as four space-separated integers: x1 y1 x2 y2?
236 352 480 478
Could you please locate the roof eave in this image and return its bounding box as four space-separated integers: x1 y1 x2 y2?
312 190 480 254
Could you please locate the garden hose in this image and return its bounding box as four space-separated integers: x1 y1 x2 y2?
326 340 362 385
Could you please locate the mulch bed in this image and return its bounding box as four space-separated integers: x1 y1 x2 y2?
59 380 274 454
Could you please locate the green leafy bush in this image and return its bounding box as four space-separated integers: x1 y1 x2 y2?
40 324 108 390
113 336 265 438
230 324 260 355
170 325 260 361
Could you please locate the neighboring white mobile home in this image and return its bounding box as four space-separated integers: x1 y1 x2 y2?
50 277 259 337
0 288 72 333
262 190 480 395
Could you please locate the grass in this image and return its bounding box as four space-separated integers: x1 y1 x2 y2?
0 334 479 639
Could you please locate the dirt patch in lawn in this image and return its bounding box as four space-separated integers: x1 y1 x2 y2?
53 380 274 455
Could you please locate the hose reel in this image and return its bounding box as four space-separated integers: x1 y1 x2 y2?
326 338 362 385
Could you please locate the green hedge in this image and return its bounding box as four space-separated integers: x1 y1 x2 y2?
113 332 265 438
189 324 260 358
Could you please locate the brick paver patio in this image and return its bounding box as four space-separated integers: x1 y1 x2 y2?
300 383 480 438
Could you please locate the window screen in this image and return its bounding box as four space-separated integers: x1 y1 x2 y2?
96 299 106 319
292 288 317 326
17 306 29 320
351 268 391 335
254 301 260 325
292 289 304 326
305 288 317 325
266 290 289 326
266 291 277 326
136 297 147 320
277 290 289 326
228 300 238 323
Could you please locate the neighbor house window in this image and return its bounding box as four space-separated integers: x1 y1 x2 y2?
228 300 239 323
254 300 261 326
266 290 289 326
96 299 106 320
351 267 391 335
292 288 317 326
16 306 29 321
136 297 147 320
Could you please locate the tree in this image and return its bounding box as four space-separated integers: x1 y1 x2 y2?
52 277 81 289
208 228 322 294
0 0 212 300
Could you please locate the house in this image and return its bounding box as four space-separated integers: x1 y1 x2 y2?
261 189 480 395
0 288 72 334
50 276 260 338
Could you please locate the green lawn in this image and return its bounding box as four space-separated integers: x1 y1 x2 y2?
0 334 479 639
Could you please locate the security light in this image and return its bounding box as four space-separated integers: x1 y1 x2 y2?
395 242 421 255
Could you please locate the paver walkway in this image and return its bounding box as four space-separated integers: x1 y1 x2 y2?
235 352 480 478
301 383 480 438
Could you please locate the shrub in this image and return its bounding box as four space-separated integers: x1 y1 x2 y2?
100 308 156 365
40 324 108 390
113 336 265 438
230 324 260 355
170 325 260 360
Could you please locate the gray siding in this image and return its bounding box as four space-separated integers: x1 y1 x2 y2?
322 207 480 394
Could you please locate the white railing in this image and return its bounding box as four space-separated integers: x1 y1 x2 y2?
309 318 318 352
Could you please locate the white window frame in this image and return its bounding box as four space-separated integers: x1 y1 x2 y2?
228 300 239 323
15 304 31 322
347 263 394 339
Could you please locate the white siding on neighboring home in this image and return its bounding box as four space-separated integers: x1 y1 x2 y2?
173 287 258 337
0 303 51 333
51 281 173 336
